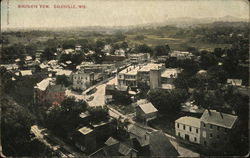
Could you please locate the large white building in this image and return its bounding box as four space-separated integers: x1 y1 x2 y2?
117 63 164 89
72 70 94 91
175 116 201 144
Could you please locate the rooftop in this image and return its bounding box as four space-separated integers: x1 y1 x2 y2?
175 116 201 128
161 68 180 78
119 65 141 75
64 49 75 54
105 137 119 146
78 127 93 135
138 102 158 114
149 130 179 157
25 56 32 61
227 79 242 86
201 110 238 129
20 70 32 76
55 69 72 76
35 78 52 91
161 84 175 90
138 63 163 72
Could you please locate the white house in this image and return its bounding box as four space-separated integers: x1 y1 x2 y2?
175 116 201 144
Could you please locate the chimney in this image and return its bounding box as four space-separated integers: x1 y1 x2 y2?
220 112 223 119
208 109 211 116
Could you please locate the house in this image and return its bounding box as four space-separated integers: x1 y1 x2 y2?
34 78 65 105
128 53 148 64
200 110 238 150
117 63 164 89
117 65 140 88
0 64 19 71
105 84 129 103
137 63 164 86
89 137 138 157
128 125 179 157
75 45 82 51
161 68 181 84
169 51 194 60
72 70 94 91
20 70 33 76
55 69 73 81
136 99 158 123
90 119 116 143
227 79 242 87
73 126 96 154
175 116 201 144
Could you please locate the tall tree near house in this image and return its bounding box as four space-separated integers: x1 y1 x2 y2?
147 89 188 117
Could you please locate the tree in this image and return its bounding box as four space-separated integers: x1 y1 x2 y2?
113 91 132 105
88 106 109 124
42 47 56 61
56 75 70 87
45 97 88 137
135 44 153 54
154 45 170 56
1 95 35 156
137 81 150 98
200 51 218 69
147 89 188 116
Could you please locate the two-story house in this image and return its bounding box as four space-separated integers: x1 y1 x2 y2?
72 70 94 91
175 116 201 144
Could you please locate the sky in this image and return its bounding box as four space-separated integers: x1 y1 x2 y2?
1 0 249 29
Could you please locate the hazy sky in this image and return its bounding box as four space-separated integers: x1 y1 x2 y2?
1 0 249 29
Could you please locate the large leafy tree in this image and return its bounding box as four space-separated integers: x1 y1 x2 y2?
88 106 109 124
147 89 188 116
1 96 35 156
45 97 88 137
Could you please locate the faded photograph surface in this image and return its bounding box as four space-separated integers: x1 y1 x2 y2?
0 0 249 157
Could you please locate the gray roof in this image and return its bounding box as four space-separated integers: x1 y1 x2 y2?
149 130 179 157
105 137 119 146
138 102 158 114
175 116 201 128
200 110 238 128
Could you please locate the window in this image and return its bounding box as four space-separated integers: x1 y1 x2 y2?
210 133 213 138
203 123 206 127
210 124 213 129
183 125 186 130
178 132 180 137
189 127 192 132
177 123 179 128
217 135 220 139
217 126 220 130
202 131 206 138
204 141 207 146
194 137 197 142
196 128 198 133
224 128 227 132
